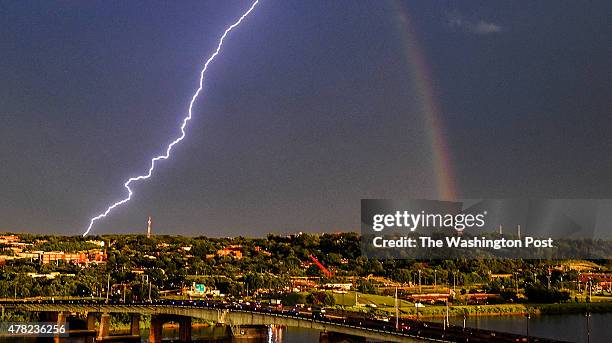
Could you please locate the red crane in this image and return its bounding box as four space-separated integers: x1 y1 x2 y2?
309 254 333 278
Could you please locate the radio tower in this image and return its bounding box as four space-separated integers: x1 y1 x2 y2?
147 216 152 238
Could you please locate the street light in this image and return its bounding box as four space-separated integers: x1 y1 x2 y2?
105 274 110 304
434 270 437 288
585 312 591 343
515 272 519 294
525 313 531 342
394 288 399 331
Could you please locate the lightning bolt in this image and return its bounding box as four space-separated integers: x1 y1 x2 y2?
82 0 260 236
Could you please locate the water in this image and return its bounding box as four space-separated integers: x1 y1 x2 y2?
140 325 321 342
0 326 321 343
431 313 611 343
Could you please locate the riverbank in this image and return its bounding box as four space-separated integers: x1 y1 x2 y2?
400 302 612 319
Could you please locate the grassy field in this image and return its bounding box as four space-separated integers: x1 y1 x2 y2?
330 291 612 318
348 302 612 318
332 291 414 308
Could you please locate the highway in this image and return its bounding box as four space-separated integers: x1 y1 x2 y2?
0 299 572 343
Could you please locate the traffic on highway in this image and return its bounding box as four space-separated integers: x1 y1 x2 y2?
0 298 569 343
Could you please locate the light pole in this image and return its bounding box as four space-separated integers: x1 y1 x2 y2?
105 274 110 304
434 270 437 288
547 269 551 289
586 312 591 343
515 272 519 294
444 300 449 330
142 274 151 302
394 288 399 331
525 313 531 342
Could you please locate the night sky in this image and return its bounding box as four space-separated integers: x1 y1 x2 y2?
2 1 611 236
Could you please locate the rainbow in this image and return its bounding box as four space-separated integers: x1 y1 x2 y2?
390 1 457 200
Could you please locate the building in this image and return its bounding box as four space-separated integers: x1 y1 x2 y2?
254 246 271 256
87 249 107 263
40 252 88 265
322 283 352 291
86 240 105 247
217 245 243 259
27 272 60 279
290 277 318 291
17 251 42 259
579 273 612 290
407 293 451 303
0 235 19 244
466 293 502 304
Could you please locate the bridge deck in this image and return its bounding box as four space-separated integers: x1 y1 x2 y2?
0 300 572 343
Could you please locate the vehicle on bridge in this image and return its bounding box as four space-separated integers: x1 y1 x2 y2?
0 298 572 343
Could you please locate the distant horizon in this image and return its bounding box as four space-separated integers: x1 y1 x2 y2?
0 230 358 238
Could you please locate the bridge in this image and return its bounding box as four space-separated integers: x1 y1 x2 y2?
1 299 571 343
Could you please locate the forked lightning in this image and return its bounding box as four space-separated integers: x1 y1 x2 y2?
82 1 260 236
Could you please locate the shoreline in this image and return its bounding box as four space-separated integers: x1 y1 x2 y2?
401 302 612 319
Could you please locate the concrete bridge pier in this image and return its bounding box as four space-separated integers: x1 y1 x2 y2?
97 312 111 340
37 311 61 343
178 316 191 342
130 313 141 336
319 330 367 343
86 312 96 331
82 312 96 343
53 311 67 343
149 315 163 343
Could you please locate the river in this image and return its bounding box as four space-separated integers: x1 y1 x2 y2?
430 313 611 343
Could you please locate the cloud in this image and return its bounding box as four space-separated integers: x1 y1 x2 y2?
446 12 502 35
472 21 502 34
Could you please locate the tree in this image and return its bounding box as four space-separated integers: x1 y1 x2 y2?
306 292 335 306
525 285 570 303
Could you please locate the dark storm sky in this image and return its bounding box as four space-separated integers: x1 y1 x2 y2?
1 1 611 236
